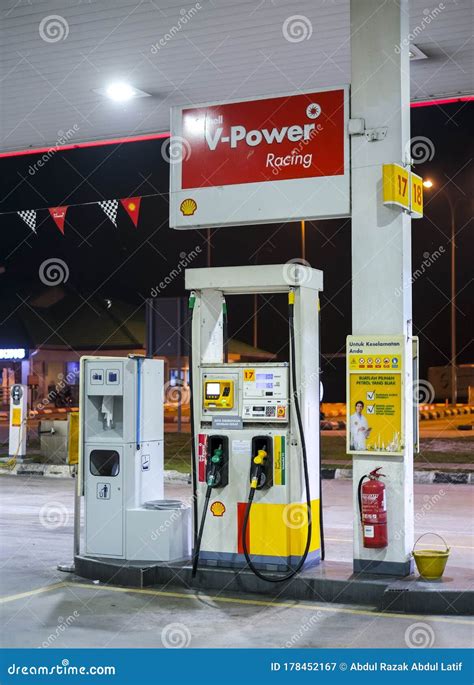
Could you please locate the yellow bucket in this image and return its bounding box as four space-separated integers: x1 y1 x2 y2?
413 533 450 580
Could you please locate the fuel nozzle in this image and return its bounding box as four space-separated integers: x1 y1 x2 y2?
207 444 224 486
251 449 268 489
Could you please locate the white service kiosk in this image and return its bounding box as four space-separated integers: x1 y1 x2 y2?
81 356 190 562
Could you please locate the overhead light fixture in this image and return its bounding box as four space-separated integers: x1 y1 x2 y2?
94 82 151 102
409 45 428 61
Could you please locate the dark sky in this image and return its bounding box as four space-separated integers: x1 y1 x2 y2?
0 101 472 385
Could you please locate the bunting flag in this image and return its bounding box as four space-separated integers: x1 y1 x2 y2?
17 209 37 233
98 199 119 227
48 206 68 235
11 194 154 233
120 197 142 228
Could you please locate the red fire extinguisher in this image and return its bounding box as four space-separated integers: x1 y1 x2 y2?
357 467 388 548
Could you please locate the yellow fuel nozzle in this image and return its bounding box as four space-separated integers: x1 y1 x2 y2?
253 449 267 465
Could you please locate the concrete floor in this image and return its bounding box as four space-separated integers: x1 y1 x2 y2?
0 476 472 649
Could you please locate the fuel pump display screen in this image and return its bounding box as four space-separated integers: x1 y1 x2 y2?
205 382 221 398
256 373 274 389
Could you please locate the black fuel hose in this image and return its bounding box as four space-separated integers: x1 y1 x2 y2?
187 293 199 577
241 294 313 582
192 484 213 577
318 299 325 562
357 475 367 526
190 296 230 578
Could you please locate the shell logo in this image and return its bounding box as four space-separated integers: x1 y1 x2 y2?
210 501 226 517
127 202 136 211
180 198 197 216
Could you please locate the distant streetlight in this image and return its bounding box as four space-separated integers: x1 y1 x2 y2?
423 179 458 403
301 220 306 261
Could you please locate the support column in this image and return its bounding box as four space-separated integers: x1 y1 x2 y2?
350 0 414 575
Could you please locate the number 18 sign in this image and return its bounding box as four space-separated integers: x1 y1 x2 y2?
382 163 423 218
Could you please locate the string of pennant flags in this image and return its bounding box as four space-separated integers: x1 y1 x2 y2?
12 194 158 235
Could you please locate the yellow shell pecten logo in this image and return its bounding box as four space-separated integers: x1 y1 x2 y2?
210 501 226 517
180 198 197 216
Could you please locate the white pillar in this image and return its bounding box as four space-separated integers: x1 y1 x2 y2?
350 0 414 575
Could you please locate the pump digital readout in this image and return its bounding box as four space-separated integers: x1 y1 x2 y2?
242 366 289 422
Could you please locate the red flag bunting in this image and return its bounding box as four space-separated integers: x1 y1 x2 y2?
120 197 141 228
48 206 68 234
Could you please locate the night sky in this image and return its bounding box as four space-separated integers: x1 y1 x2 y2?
0 101 472 389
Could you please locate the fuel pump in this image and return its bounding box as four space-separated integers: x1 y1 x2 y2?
186 264 324 580
8 384 27 462
357 467 388 548
241 291 312 582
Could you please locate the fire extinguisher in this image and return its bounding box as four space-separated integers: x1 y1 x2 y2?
357 467 388 548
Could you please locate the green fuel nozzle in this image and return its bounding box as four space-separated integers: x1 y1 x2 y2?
211 445 223 463
207 445 224 486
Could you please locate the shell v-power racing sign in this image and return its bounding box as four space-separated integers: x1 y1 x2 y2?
169 87 350 229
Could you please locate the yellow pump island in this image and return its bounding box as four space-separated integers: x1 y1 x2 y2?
186 264 324 581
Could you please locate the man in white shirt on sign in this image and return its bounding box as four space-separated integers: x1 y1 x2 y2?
350 401 371 450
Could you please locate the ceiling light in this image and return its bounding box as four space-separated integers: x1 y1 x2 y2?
106 82 134 101
94 82 151 102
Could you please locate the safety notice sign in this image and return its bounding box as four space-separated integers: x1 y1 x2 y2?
170 86 350 229
346 336 405 456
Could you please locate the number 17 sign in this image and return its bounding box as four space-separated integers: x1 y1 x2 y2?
382 163 423 218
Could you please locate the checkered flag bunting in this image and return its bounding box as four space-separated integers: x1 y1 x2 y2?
17 209 37 233
98 199 119 227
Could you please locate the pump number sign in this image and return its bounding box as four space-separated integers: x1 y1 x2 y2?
346 336 405 456
382 163 423 218
170 87 350 228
